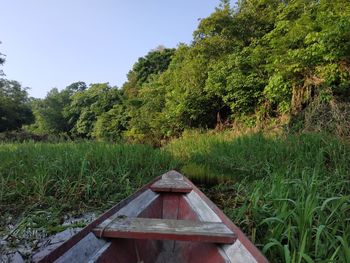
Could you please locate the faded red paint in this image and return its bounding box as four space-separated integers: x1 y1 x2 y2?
162 193 181 219
35 170 268 263
175 241 228 263
138 194 163 219
34 176 162 263
177 195 199 221
99 239 137 263
93 228 235 244
182 175 269 263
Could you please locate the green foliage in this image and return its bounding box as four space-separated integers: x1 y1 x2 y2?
166 131 350 262
1 132 349 261
132 46 175 86
123 47 175 97
0 45 34 132
263 0 350 111
194 2 236 45
122 0 350 142
64 83 123 139
28 82 127 142
161 44 223 132
264 74 292 109
207 47 267 115
0 41 5 76
0 142 179 221
29 88 71 134
0 79 34 132
124 76 168 145
4 1 350 142
123 47 178 143
92 103 128 141
29 82 87 135
2 2 350 260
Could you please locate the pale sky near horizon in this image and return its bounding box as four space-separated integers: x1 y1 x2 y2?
0 0 227 98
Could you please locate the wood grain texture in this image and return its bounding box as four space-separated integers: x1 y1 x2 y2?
161 170 184 180
184 191 221 222
109 189 159 219
151 170 193 193
36 171 267 263
87 243 112 263
34 175 163 263
182 175 269 263
93 218 236 244
151 178 192 193
53 233 106 263
221 240 258 263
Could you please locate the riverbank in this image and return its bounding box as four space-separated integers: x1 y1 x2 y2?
1 132 349 261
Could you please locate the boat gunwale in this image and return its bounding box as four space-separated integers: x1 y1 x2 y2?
181 176 268 263
35 170 268 263
35 175 162 263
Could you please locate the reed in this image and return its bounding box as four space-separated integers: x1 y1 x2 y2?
166 131 350 262
0 142 179 223
1 132 349 262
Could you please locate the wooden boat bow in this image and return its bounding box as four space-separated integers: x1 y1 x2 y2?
33 170 268 263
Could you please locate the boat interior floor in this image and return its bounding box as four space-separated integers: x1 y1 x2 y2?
33 171 264 263
88 177 236 263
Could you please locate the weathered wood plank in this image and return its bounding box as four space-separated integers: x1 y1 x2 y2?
53 233 107 263
161 170 184 180
151 170 192 193
108 189 159 220
151 178 193 193
162 194 180 220
184 191 221 222
93 218 236 244
221 240 258 263
87 242 112 263
161 193 180 251
183 177 268 262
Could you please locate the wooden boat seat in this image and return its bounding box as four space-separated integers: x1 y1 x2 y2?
150 170 193 193
93 217 236 244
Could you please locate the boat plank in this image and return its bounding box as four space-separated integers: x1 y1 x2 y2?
222 240 258 263
161 170 184 180
151 179 192 193
184 191 221 222
183 176 268 262
93 218 236 244
54 233 106 263
162 193 180 251
87 242 112 263
113 189 158 218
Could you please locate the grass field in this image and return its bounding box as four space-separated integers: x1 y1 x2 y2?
167 132 350 262
1 132 349 262
0 143 179 235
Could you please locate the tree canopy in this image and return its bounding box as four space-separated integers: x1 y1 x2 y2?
2 0 350 141
0 42 5 76
0 79 34 132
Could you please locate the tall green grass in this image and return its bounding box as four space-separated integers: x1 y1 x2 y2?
0 142 179 228
1 133 349 262
166 131 350 262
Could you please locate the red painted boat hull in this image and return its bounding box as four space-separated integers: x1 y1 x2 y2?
33 171 268 263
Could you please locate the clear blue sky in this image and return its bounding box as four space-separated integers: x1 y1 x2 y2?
0 0 224 98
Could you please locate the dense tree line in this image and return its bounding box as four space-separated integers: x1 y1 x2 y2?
121 0 350 143
0 42 34 133
1 0 350 143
